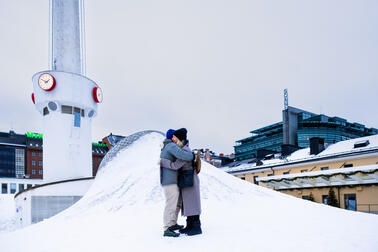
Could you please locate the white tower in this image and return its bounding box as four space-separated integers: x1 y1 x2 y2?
31 0 102 182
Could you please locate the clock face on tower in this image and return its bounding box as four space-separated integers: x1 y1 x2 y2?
93 87 103 103
38 73 56 91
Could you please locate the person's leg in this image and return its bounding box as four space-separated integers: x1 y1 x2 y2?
162 184 180 232
174 190 182 222
179 216 193 234
167 186 184 231
186 215 202 236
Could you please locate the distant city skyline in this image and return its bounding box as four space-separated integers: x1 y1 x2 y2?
1 0 377 154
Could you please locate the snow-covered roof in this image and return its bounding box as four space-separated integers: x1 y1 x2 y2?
257 164 378 190
225 134 378 173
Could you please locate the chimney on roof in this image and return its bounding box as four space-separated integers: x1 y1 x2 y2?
281 144 300 156
257 149 276 159
310 137 325 155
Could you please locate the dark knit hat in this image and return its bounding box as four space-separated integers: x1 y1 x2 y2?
173 128 187 141
166 129 175 139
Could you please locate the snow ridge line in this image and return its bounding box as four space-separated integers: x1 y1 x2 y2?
99 130 164 171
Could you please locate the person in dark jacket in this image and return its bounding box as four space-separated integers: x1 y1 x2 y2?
161 129 202 236
160 128 194 237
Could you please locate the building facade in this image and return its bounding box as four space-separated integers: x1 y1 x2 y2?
0 130 108 193
0 131 27 178
26 133 43 179
226 135 378 214
234 106 378 161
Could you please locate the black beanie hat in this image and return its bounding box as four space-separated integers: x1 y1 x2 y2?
173 128 187 141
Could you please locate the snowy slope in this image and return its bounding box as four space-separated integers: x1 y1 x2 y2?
0 132 378 252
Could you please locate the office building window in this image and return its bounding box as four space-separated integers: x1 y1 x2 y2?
321 167 329 171
32 152 36 157
2 183 7 194
39 170 43 175
32 170 36 175
322 195 328 204
38 152 43 158
10 183 16 194
344 194 356 211
302 195 310 200
27 184 32 189
19 184 24 192
15 148 25 177
32 160 36 166
38 161 42 166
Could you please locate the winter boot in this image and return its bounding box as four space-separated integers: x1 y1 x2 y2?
164 228 180 237
179 217 193 234
169 224 184 231
186 215 202 236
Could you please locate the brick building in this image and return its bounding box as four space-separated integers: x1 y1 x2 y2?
26 132 43 179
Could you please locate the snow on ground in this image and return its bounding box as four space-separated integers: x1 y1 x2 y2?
1 132 378 252
0 195 16 233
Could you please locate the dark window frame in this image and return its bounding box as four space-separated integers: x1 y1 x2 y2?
253 176 259 185
322 195 328 204
344 194 357 211
1 183 8 194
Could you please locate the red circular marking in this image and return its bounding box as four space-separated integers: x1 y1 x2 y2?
92 87 102 103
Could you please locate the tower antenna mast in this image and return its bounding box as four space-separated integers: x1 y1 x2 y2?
284 89 288 110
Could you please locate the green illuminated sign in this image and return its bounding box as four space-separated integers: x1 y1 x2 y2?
26 132 107 148
27 132 43 139
92 143 108 148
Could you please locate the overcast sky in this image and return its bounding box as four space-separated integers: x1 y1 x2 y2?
0 0 377 154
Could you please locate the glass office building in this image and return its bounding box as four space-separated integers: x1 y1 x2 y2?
234 107 378 161
0 146 16 178
235 122 284 160
0 131 27 178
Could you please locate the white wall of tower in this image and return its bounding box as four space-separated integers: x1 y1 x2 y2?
32 71 99 182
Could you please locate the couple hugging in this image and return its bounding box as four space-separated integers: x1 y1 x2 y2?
160 128 202 237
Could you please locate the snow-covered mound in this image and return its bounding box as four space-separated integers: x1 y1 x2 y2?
0 132 378 252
